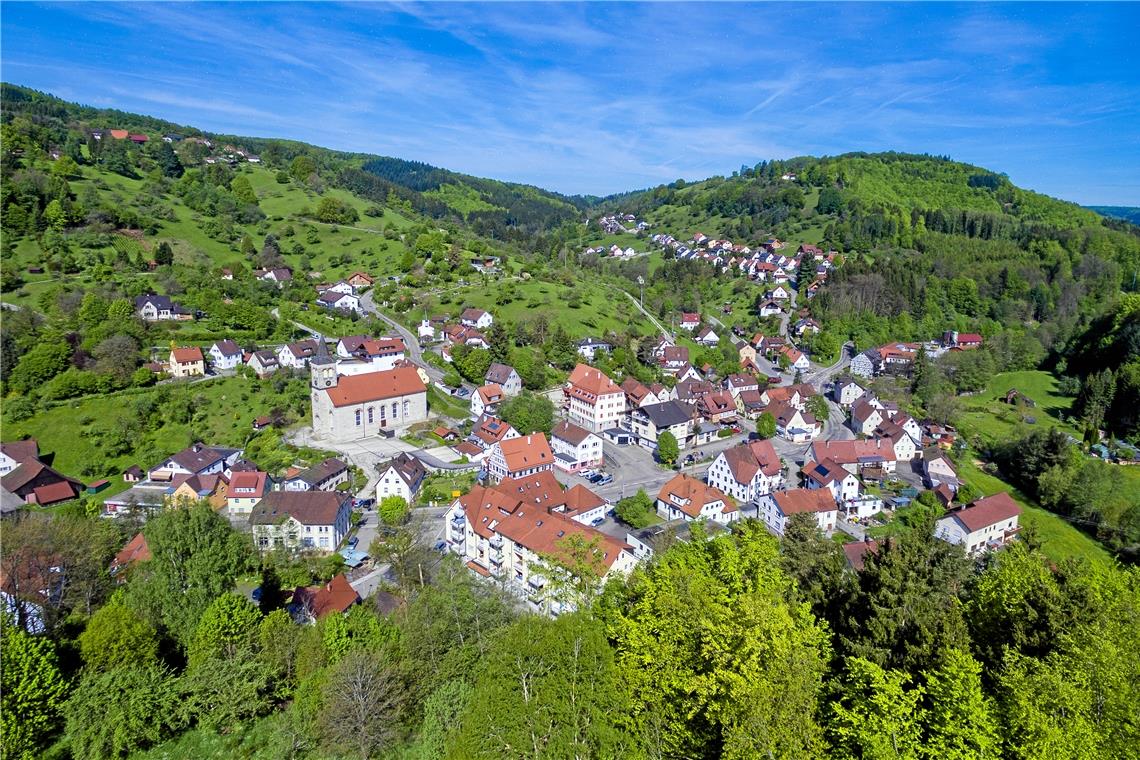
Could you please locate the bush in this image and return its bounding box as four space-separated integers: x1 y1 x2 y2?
614 490 656 528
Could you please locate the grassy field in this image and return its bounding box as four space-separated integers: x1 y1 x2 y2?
955 457 1113 569
956 370 1079 443
4 374 311 493
2 164 421 310
432 276 661 339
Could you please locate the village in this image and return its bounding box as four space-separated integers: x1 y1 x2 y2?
0 217 1034 620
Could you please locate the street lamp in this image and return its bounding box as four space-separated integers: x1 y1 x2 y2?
637 275 645 308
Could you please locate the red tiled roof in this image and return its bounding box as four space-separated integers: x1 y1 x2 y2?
113 532 151 571
0 439 38 464
293 574 360 619
323 367 426 407
773 488 836 516
171 347 204 363
496 434 554 473
566 364 622 398
33 480 79 505
721 440 781 483
656 473 732 518
953 493 1022 532
842 539 880 571
552 420 593 446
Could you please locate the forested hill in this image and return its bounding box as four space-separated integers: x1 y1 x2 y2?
595 151 1117 245
1087 206 1140 225
0 83 582 240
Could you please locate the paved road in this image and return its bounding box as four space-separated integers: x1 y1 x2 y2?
551 429 752 503
359 291 444 384
270 307 323 340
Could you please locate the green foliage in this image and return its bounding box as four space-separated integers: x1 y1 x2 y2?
379 495 410 526
827 658 924 760
79 597 161 674
498 389 554 434
187 593 262 667
922 649 1000 759
601 522 829 758
614 489 655 528
7 339 71 394
656 429 679 465
450 614 636 759
127 504 253 647
756 410 777 439
1 623 68 759
64 665 185 760
314 196 359 224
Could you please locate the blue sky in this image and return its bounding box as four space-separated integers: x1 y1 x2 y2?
3 2 1138 204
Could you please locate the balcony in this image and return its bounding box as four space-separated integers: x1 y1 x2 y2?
450 515 465 529
489 545 504 562
489 536 504 549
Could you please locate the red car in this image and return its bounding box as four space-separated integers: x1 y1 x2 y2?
768 375 782 384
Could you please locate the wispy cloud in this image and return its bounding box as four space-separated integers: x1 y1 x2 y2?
2 1 1138 202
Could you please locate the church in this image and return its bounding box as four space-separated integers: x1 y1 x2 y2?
310 342 428 442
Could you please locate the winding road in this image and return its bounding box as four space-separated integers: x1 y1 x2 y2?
359 291 445 384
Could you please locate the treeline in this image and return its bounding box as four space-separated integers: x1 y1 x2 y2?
993 428 1140 558
5 506 1137 759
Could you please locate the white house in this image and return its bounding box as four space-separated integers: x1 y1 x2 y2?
470 384 505 419
376 452 427 505
208 340 243 371
485 434 555 482
565 364 625 433
484 363 523 396
278 339 320 370
850 399 884 436
226 470 269 514
923 447 960 490
0 440 38 476
832 378 866 408
148 443 241 481
934 493 1021 555
249 491 352 553
757 488 837 536
629 400 695 451
447 478 636 614
758 300 782 317
317 291 361 313
577 338 612 361
801 458 861 503
696 326 720 347
679 312 701 331
768 402 821 443
706 440 784 503
247 350 280 377
550 420 604 473
769 285 791 301
460 308 493 329
655 474 737 525
321 280 356 296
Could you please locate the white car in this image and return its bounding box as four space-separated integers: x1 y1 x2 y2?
579 469 596 479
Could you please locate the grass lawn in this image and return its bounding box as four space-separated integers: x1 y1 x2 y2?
956 457 1113 570
425 384 471 421
956 370 1079 444
435 276 661 339
4 375 312 492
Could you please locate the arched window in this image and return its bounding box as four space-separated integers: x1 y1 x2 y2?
354 410 361 426
403 400 410 418
391 402 398 419
367 407 374 424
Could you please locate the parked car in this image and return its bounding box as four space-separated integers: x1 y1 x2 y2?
596 474 614 486
347 536 359 549
354 497 375 509
590 517 605 527
432 540 448 553
579 469 596 479
586 472 604 483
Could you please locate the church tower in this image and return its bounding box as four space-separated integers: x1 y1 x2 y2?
310 336 337 390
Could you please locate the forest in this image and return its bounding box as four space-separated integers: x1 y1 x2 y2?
4 505 1137 759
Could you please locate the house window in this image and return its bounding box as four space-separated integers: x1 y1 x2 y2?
403 400 410 417
391 402 398 418
355 410 362 426
367 407 374 423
